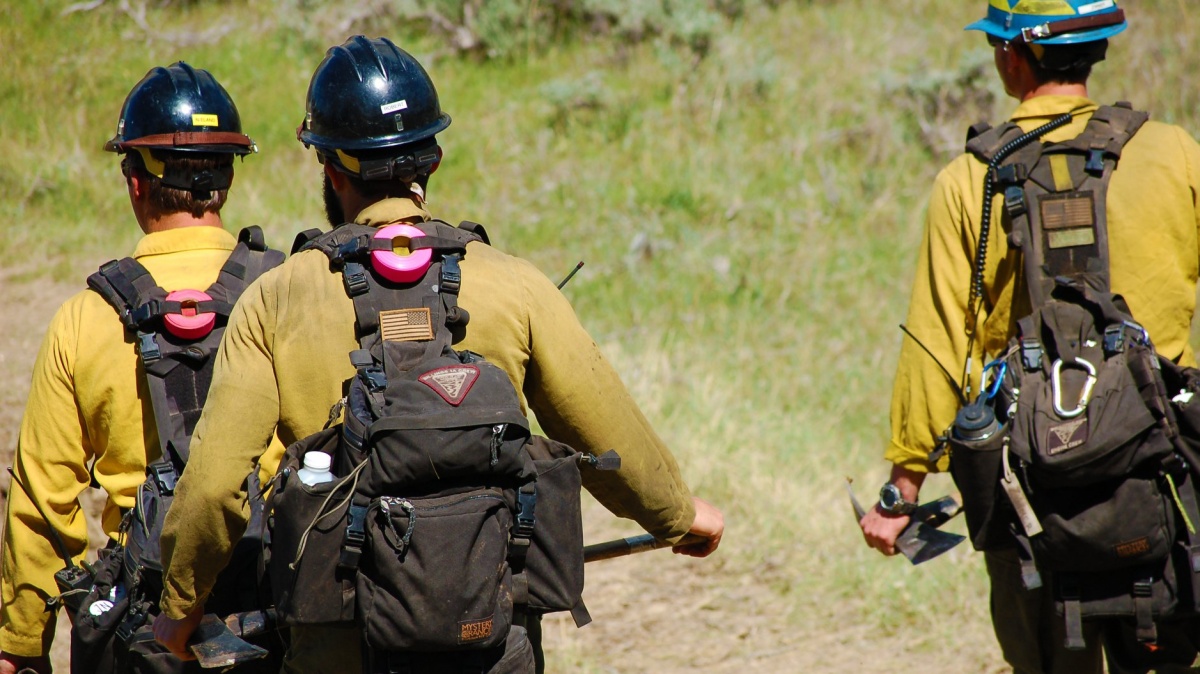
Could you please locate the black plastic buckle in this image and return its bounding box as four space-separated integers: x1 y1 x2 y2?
150 462 177 495
1103 324 1126 355
1021 338 1043 371
514 488 537 540
342 262 370 297
440 254 462 295
115 604 149 643
361 366 387 392
130 300 161 327
1003 186 1027 218
339 504 369 572
1133 579 1153 598
989 163 1027 186
137 332 161 364
1085 149 1106 176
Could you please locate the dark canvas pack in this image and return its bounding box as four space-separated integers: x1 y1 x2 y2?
948 105 1200 649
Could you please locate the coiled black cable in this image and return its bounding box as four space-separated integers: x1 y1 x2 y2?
966 112 1074 329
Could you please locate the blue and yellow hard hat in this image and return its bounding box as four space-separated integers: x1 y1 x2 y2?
966 0 1127 45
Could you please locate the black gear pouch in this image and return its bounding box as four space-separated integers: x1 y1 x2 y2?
267 427 357 626
948 423 1015 551
358 486 513 651
68 544 127 674
513 437 601 626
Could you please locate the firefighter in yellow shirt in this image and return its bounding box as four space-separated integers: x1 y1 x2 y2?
859 2 1200 673
152 36 724 673
0 64 269 673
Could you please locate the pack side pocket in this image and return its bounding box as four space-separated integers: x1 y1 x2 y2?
267 428 356 626
68 547 127 674
359 488 513 652
518 455 585 618
948 425 1014 551
1030 473 1174 573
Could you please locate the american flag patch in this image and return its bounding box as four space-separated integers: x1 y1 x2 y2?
380 308 434 342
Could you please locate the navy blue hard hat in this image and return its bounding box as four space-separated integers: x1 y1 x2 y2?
105 62 255 155
298 36 451 161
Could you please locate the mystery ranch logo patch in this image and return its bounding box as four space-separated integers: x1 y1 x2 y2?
1114 537 1151 559
419 365 480 406
459 618 493 644
1046 417 1088 455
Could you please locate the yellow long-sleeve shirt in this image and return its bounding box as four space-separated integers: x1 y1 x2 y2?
1 226 246 657
887 95 1200 473
159 197 696 617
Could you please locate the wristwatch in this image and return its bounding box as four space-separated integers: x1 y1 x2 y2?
878 483 918 516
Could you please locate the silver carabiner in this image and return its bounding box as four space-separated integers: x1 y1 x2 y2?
1051 357 1097 419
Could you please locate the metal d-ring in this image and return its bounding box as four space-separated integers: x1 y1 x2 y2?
1052 357 1097 419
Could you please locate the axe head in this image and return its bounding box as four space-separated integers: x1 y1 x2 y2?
847 480 965 566
190 614 270 669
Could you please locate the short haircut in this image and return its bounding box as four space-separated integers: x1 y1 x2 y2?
123 151 233 218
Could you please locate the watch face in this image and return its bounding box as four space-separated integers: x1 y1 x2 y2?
880 484 901 510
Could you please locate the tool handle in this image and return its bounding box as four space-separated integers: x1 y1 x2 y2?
583 533 705 563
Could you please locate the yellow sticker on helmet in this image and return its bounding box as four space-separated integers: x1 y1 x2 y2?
192 113 219 127
1012 0 1076 16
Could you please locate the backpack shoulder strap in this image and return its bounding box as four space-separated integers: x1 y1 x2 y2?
87 257 165 332
965 121 1025 164
457 220 490 246
207 226 286 304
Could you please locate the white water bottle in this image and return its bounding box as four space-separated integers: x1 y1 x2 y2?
296 451 335 486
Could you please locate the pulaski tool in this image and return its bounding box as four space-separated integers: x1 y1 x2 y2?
847 478 965 565
189 610 276 669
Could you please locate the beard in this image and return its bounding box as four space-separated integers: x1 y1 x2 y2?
323 173 344 227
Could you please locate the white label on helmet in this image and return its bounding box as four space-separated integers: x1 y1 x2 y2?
1077 0 1114 14
381 100 408 115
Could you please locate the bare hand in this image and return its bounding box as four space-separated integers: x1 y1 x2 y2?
152 605 204 661
673 496 724 558
0 652 51 674
860 506 911 556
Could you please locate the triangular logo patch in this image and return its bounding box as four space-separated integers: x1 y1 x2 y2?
419 365 480 406
1047 417 1088 455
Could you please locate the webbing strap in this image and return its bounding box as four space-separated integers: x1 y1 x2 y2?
1133 578 1157 644
569 601 592 628
1060 578 1087 650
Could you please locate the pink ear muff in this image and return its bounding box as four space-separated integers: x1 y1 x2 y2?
371 224 432 284
163 289 216 340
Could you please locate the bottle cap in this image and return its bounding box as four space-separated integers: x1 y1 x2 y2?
303 451 332 472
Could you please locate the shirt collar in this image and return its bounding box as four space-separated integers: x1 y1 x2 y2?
355 197 432 228
132 226 237 260
1010 95 1099 122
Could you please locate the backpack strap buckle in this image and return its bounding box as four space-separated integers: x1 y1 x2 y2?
339 504 370 572
439 254 462 296
137 332 161 364
1103 324 1126 354
149 461 177 495
342 262 370 297
1003 186 1027 219
1021 338 1043 371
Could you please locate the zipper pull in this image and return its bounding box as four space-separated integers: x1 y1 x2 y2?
490 424 506 467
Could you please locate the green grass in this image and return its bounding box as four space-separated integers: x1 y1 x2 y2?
4 0 1200 670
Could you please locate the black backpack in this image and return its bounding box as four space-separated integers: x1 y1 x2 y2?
265 221 612 667
946 104 1200 650
77 226 284 673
